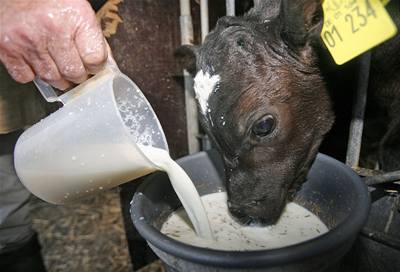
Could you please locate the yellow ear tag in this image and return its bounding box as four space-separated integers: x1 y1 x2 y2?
321 0 397 65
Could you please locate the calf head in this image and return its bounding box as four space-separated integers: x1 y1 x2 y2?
190 0 334 225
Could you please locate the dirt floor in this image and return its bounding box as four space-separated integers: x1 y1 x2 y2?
31 189 164 272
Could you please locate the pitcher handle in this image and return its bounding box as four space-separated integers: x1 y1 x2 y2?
33 77 62 104
33 56 119 105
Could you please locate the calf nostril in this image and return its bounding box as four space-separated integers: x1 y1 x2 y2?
223 155 238 169
227 201 240 212
227 199 283 226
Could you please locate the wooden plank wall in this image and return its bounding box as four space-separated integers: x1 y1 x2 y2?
108 0 189 159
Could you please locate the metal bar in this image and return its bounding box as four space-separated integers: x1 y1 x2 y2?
184 71 200 154
353 167 383 177
200 0 209 41
199 0 212 150
226 0 235 16
253 0 262 8
361 227 400 250
364 170 400 186
180 0 200 154
345 51 372 168
180 0 192 44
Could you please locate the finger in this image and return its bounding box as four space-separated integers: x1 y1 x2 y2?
0 53 35 83
75 17 108 74
48 38 88 84
28 51 71 90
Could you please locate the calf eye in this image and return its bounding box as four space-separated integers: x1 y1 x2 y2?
236 37 245 47
252 115 276 137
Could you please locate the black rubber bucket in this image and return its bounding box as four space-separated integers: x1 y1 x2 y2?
131 151 370 272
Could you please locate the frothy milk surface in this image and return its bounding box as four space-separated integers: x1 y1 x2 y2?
138 145 213 239
161 192 328 251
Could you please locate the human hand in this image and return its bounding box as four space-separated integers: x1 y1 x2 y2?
0 0 107 90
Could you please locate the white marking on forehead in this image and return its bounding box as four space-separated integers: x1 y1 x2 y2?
193 70 221 115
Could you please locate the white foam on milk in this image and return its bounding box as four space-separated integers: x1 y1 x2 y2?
117 98 153 146
116 91 164 149
194 70 220 115
161 192 328 251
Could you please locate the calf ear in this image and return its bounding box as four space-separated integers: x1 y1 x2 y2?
280 0 323 47
175 45 200 75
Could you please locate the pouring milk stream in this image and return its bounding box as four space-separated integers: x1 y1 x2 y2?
14 61 213 239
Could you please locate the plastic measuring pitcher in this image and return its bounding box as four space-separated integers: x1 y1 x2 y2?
14 62 168 204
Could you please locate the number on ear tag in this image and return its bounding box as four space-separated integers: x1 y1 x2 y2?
321 0 397 65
